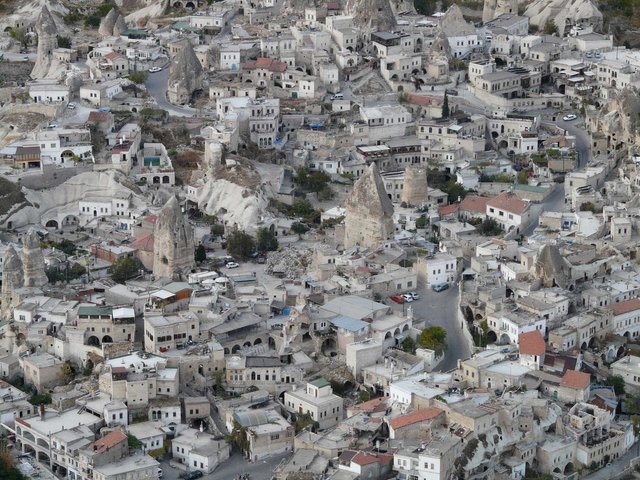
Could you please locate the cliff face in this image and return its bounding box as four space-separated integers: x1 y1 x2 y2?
482 0 518 22
344 0 397 33
524 0 602 32
592 88 640 150
344 163 395 249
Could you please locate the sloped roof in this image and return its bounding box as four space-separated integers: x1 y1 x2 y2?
88 430 127 454
388 407 443 430
487 192 529 215
560 370 590 390
519 330 545 356
611 298 640 316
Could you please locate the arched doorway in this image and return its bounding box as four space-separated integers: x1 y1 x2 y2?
45 220 59 229
321 338 337 357
231 344 241 353
253 338 262 346
268 337 275 350
87 336 100 347
102 335 113 344
486 331 498 344
243 341 251 347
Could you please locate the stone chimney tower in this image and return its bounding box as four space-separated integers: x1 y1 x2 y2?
153 196 195 279
31 6 59 80
401 165 428 207
22 229 47 288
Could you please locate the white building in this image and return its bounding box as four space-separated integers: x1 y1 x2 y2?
283 378 344 430
486 192 531 234
172 428 230 474
423 253 457 287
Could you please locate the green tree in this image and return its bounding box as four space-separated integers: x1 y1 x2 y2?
291 222 309 238
211 224 225 238
60 361 76 384
128 71 148 98
477 218 503 236
415 216 428 229
28 393 52 406
580 202 597 213
226 230 256 259
127 434 143 449
414 0 436 15
418 326 448 356
543 20 558 35
291 199 315 216
97 2 116 17
226 420 250 453
8 28 29 50
256 227 278 252
442 92 450 119
357 390 371 403
607 375 625 396
0 438 26 480
444 179 467 204
110 256 143 283
57 36 71 49
401 336 416 354
85 15 101 28
517 170 528 185
194 244 207 263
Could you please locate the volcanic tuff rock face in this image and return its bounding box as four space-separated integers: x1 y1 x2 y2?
153 196 195 279
524 0 602 32
535 244 571 289
344 0 397 33
1 246 23 298
31 6 61 80
482 0 518 23
592 88 640 149
167 39 203 105
22 229 47 288
99 8 127 37
401 165 428 207
440 4 476 37
344 163 395 249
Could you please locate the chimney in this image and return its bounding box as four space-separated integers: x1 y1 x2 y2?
39 403 45 420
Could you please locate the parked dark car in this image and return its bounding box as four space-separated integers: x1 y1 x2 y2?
432 283 450 292
184 471 204 480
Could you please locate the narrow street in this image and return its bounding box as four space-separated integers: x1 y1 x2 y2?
145 67 196 117
159 451 289 480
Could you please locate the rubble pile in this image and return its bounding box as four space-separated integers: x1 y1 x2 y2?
265 248 314 279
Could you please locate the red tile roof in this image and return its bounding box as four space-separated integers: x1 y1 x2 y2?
487 192 529 215
352 451 394 466
104 52 123 61
438 203 460 216
87 111 111 123
244 57 288 73
388 407 443 430
88 430 127 454
131 233 154 252
611 298 640 316
461 195 490 214
560 370 590 390
519 330 545 356
353 396 388 412
407 94 442 107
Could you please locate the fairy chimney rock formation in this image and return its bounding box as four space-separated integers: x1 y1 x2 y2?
344 164 395 249
345 0 397 32
167 38 203 105
99 8 128 38
401 165 428 206
482 0 518 22
153 196 195 279
22 229 48 288
2 246 23 303
31 6 59 79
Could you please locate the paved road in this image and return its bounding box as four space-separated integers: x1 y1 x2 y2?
387 282 470 372
0 51 35 62
160 451 289 480
145 67 196 117
554 117 591 169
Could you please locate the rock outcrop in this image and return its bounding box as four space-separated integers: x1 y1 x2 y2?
344 0 397 33
535 244 572 289
99 8 127 37
401 166 428 206
524 0 602 33
1 246 23 313
167 38 203 105
482 0 518 22
21 229 47 288
440 4 476 37
31 6 61 80
591 88 640 152
344 163 394 249
153 196 195 279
